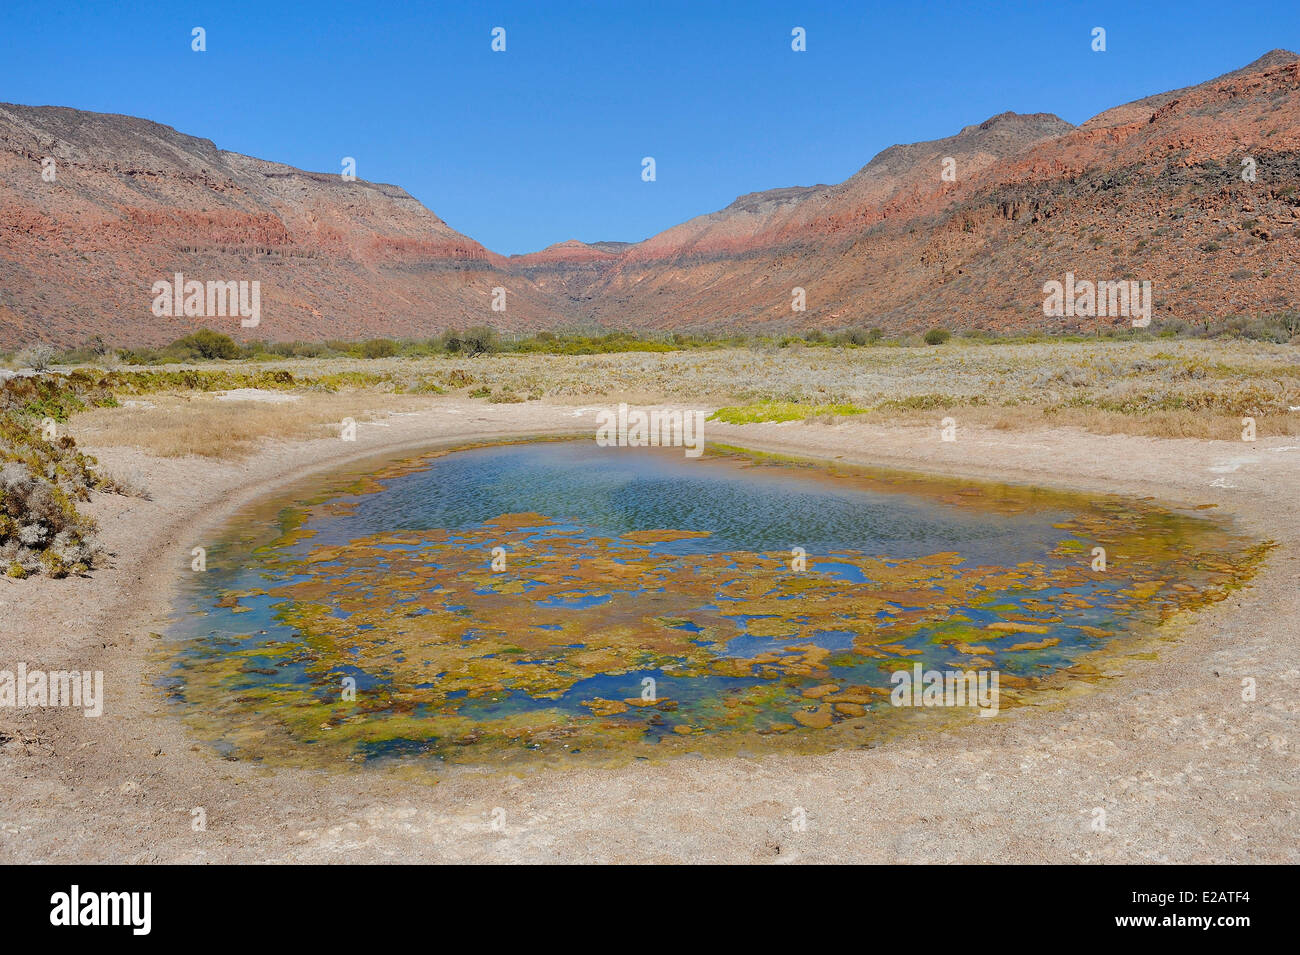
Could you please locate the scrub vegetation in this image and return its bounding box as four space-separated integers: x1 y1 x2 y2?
2 336 1295 575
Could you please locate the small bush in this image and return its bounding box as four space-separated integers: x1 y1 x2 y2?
170 328 241 360
924 328 952 346
20 343 57 371
359 338 398 359
444 327 499 357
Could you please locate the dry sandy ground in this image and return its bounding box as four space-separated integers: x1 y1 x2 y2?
0 398 1296 863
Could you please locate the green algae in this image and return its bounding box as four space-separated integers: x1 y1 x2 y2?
161 439 1273 772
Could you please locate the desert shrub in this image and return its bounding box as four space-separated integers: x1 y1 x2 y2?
877 393 981 410
831 327 874 347
0 461 97 577
441 369 475 388
924 328 952 345
170 328 241 360
1277 311 1300 339
118 346 164 364
94 466 151 499
1216 314 1293 343
359 338 398 359
20 343 57 371
55 336 114 365
446 326 499 357
0 374 118 576
99 368 298 394
393 377 446 395
397 339 440 358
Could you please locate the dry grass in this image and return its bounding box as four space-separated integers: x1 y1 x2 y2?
869 404 1299 439
170 338 1297 411
71 392 433 458
65 339 1300 446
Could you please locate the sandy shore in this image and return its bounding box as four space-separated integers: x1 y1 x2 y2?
1 399 1296 863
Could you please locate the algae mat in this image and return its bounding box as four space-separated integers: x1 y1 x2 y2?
159 440 1268 769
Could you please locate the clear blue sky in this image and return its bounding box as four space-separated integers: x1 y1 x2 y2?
3 1 1297 254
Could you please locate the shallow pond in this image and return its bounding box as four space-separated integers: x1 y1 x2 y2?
160 439 1266 767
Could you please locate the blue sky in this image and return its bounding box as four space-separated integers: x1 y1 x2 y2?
3 1 1297 254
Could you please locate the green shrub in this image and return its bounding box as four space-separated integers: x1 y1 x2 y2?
170 328 241 360
0 374 115 576
453 326 499 357
924 328 952 345
831 327 875 347
359 338 398 359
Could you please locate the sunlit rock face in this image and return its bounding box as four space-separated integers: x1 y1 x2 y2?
6 52 1300 346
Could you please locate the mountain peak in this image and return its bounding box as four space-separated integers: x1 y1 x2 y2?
1084 48 1300 129
961 111 1073 135
1238 48 1300 73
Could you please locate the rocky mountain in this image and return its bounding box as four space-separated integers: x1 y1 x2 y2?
0 104 563 346
3 50 1298 347
512 50 1300 335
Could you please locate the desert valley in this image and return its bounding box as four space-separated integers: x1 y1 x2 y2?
0 35 1296 878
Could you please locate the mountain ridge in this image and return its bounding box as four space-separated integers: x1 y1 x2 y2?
2 49 1298 347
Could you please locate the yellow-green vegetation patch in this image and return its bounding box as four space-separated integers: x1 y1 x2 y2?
0 372 123 576
708 401 870 424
